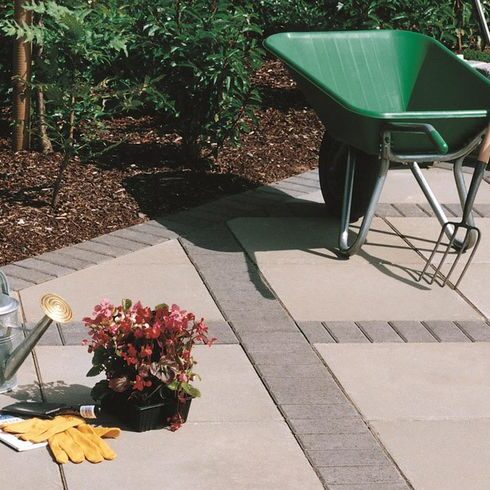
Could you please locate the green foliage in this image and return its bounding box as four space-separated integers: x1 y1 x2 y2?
463 48 490 62
0 3 13 108
252 0 333 35
120 0 264 162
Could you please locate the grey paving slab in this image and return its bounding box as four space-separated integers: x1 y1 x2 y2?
248 348 322 366
3 275 35 291
205 320 238 344
324 322 369 343
392 203 429 217
57 246 112 265
25 322 62 346
375 203 402 217
356 321 404 343
298 321 336 343
60 321 88 346
328 485 408 490
319 466 406 486
129 222 177 239
423 320 471 342
255 362 337 381
316 343 490 420
387 217 490 264
1 263 54 284
93 233 147 252
34 251 92 271
231 318 299 334
281 403 359 420
20 240 224 323
15 257 74 278
300 433 381 452
442 203 462 217
111 227 168 245
389 321 437 342
238 331 306 346
309 448 390 467
379 167 490 204
74 240 131 258
417 202 436 216
474 203 490 217
372 419 490 490
290 417 370 435
456 320 490 341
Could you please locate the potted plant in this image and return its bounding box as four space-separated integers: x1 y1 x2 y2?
83 299 215 432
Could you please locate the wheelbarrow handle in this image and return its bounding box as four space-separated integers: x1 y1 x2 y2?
385 122 449 155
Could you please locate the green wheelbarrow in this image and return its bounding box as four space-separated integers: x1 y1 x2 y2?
265 30 490 286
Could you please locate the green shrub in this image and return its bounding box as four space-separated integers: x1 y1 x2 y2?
0 3 13 109
120 0 264 162
1 0 130 205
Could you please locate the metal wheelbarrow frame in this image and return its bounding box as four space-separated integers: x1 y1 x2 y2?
264 30 490 263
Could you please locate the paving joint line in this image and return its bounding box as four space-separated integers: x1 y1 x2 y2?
354 321 374 343
382 217 489 321
176 236 328 487
309 342 414 489
182 226 411 488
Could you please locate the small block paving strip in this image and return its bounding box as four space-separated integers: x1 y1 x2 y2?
181 225 410 489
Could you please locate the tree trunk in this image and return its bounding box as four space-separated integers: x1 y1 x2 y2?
37 86 53 153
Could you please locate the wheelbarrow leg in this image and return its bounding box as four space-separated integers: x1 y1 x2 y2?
338 150 390 256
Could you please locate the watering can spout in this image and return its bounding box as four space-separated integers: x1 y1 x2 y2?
2 294 72 383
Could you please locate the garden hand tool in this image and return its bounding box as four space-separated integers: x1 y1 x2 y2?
0 414 84 442
419 124 490 287
49 423 120 464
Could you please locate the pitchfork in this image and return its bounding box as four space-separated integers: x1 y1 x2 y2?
419 125 490 288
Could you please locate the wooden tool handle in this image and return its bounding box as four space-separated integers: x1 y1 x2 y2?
478 124 490 165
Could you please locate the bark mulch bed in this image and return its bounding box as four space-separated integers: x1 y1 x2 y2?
0 60 323 266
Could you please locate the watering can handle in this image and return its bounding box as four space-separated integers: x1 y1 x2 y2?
0 271 10 296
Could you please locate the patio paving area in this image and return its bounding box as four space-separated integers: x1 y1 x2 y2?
2 164 490 489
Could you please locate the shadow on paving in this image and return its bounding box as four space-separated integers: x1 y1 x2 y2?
155 190 431 300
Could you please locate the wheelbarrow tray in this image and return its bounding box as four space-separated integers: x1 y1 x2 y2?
264 30 490 155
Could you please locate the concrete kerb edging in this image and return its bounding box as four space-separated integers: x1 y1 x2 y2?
3 165 490 292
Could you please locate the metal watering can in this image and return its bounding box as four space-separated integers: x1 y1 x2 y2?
0 271 72 393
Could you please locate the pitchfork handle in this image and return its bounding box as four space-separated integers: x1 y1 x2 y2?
461 125 490 222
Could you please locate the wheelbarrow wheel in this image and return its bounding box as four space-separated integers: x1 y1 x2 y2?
319 134 381 221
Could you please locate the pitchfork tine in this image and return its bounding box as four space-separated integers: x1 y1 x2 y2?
419 123 490 287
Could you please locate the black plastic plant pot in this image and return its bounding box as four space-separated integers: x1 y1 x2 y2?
101 391 192 432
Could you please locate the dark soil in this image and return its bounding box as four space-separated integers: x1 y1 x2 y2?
0 60 323 265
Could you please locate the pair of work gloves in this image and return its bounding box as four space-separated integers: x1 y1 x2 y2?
0 415 120 464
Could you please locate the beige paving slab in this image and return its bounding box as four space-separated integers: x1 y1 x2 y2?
380 167 490 204
228 217 420 266
315 343 490 420
19 240 224 323
0 358 62 490
256 261 480 321
387 217 490 264
0 356 41 405
301 167 490 204
371 419 490 490
229 217 481 321
457 264 490 319
63 420 323 490
35 345 281 423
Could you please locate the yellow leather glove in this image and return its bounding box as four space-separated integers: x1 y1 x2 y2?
48 423 120 464
1 415 84 443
